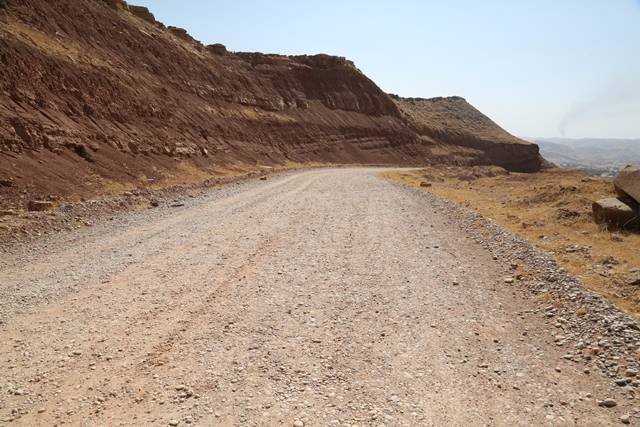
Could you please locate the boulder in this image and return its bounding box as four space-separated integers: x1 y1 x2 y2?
628 273 640 287
27 200 54 212
592 197 639 230
614 165 640 205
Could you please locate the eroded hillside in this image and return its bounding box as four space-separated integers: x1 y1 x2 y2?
392 96 545 172
0 0 542 207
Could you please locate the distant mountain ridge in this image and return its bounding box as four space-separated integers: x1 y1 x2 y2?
527 137 640 176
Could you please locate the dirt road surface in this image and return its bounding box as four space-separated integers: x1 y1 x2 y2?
0 169 633 426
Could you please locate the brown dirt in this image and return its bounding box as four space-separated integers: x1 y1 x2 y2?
0 0 541 210
385 166 640 317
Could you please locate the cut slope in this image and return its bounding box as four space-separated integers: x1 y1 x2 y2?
0 0 542 207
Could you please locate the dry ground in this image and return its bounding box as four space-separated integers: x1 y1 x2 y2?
0 161 331 244
0 168 635 426
384 166 640 317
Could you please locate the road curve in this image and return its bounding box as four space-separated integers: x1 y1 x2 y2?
0 168 627 425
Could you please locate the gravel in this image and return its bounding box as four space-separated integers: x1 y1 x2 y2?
409 180 640 383
0 168 636 425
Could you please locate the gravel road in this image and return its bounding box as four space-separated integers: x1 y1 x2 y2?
0 168 634 426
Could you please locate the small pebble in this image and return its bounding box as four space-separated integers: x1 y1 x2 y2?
600 398 618 408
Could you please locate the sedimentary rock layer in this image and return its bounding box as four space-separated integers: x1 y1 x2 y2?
0 0 543 204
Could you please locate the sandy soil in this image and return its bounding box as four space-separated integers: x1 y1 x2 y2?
0 168 634 426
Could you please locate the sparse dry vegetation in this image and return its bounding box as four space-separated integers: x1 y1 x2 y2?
385 166 640 316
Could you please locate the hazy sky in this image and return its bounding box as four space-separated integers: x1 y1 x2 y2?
134 0 640 139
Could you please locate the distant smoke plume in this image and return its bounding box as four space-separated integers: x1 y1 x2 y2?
559 76 640 136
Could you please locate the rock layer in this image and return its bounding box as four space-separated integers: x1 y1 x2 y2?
391 96 544 172
0 0 543 205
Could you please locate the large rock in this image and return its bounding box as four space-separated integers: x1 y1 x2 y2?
614 165 640 205
592 198 639 230
27 200 54 212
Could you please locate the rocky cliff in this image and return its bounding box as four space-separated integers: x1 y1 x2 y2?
391 96 544 172
0 0 543 206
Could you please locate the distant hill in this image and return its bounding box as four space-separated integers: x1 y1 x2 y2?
527 137 640 176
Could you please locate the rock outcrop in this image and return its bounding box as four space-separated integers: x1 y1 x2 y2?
206 43 228 56
593 165 640 231
391 96 544 172
592 198 639 229
127 4 156 24
0 0 544 207
614 165 640 207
